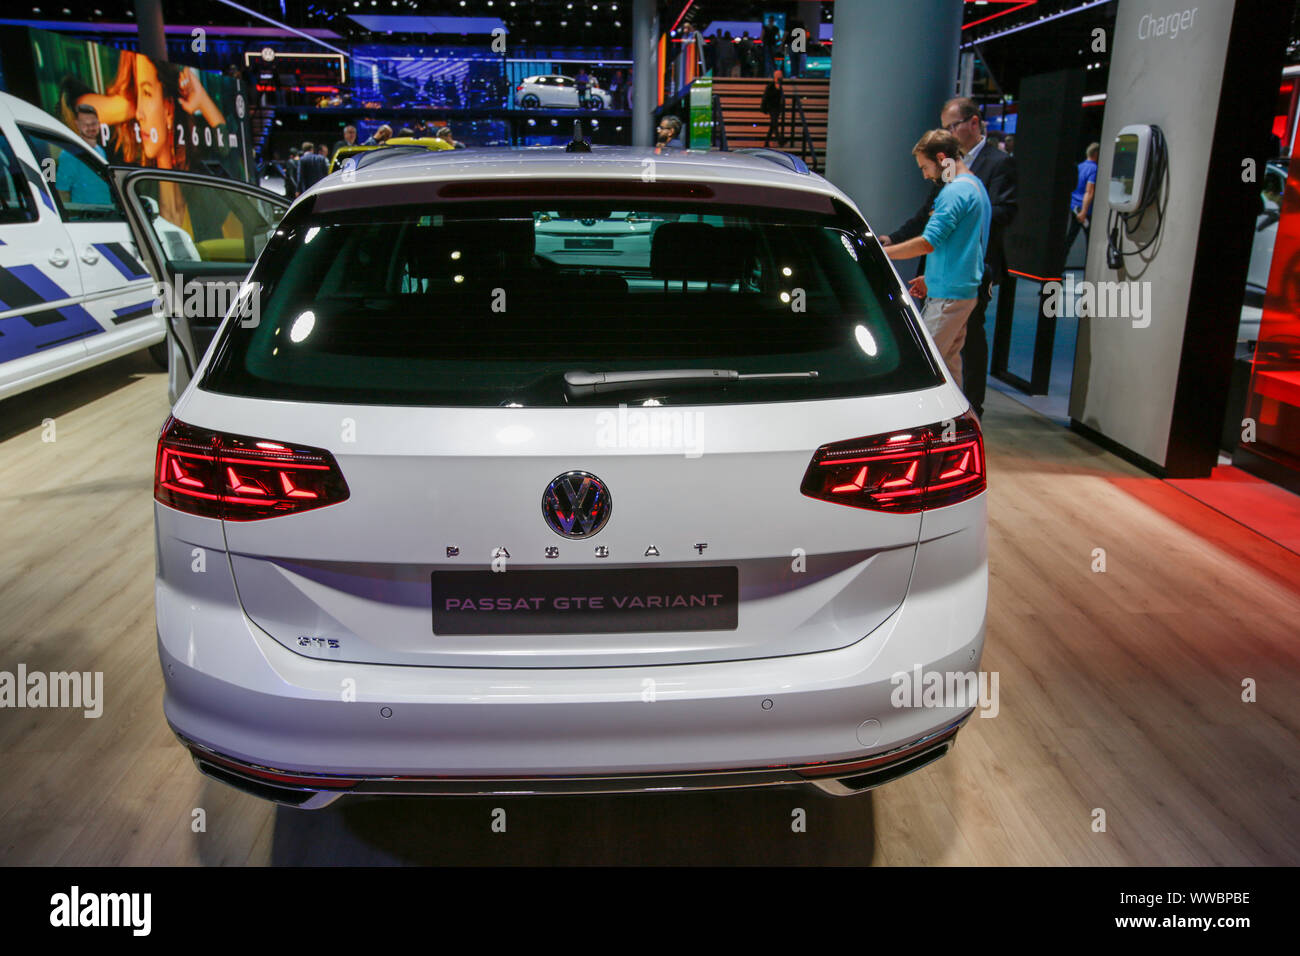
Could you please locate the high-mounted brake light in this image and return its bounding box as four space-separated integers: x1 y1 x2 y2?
155 417 349 520
800 411 985 513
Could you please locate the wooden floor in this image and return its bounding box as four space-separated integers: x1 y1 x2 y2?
1 352 1297 865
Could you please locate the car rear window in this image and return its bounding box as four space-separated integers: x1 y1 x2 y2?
201 197 943 406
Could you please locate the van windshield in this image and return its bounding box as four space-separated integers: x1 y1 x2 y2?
201 200 943 406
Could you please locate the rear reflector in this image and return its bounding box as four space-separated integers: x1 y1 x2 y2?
800 411 985 513
155 417 349 520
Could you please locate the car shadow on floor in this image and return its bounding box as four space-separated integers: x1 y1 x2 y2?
266 787 877 865
0 350 162 443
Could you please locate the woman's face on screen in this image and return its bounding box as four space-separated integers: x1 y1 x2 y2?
134 57 172 162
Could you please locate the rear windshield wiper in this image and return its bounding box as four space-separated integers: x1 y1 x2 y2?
564 368 818 396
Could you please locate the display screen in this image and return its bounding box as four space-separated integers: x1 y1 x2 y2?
1112 133 1139 190
26 25 249 180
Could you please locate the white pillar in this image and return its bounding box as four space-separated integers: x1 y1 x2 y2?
632 0 659 147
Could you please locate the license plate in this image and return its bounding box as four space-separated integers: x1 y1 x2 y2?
431 566 738 635
563 237 614 249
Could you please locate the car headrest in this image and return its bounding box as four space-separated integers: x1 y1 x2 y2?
650 222 754 283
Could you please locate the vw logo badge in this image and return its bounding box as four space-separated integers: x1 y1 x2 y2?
543 471 611 538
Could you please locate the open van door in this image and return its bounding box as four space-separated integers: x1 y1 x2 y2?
109 167 288 403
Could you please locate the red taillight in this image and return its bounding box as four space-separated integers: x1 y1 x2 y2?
154 417 349 521
516 83 524 91
800 412 985 513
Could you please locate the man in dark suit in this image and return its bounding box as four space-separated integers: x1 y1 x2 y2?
296 140 330 191
283 148 300 200
882 97 1017 418
761 70 785 147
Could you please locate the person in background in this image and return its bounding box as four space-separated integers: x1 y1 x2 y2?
656 115 684 148
762 19 780 77
761 69 785 147
575 67 591 109
332 124 357 154
57 103 111 206
718 31 738 77
738 32 756 77
881 97 1016 418
1064 142 1100 263
317 143 330 160
884 129 991 390
363 124 393 146
610 69 628 110
284 147 301 200
296 140 329 190
434 125 465 149
785 18 806 79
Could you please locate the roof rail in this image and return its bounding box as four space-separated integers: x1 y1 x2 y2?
731 147 810 175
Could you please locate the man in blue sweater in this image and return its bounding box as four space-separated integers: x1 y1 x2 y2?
884 129 991 391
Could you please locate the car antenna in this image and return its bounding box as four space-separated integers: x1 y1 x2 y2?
565 119 591 153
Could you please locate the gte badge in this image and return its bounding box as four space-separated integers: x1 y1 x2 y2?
542 471 611 538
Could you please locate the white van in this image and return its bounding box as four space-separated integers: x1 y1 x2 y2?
0 90 168 399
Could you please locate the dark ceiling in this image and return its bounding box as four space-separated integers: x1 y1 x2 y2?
9 1 1300 98
7 1 1111 42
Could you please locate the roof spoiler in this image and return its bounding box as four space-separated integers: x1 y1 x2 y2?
732 147 811 175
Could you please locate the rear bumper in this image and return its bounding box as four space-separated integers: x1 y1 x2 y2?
177 713 971 809
158 533 987 807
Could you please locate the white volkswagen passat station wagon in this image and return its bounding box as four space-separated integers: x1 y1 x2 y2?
132 144 987 808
